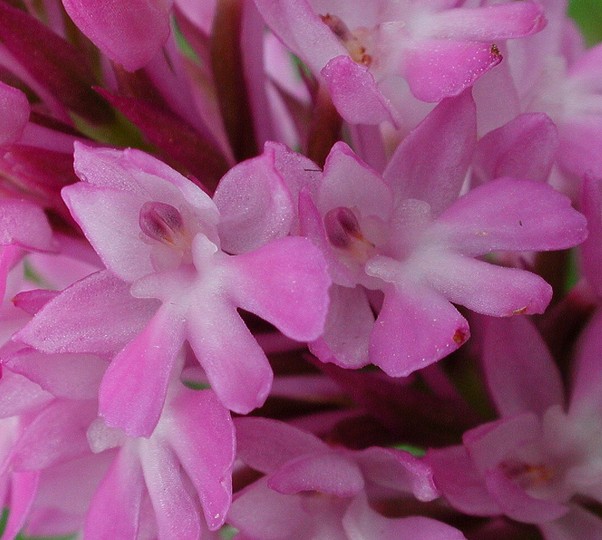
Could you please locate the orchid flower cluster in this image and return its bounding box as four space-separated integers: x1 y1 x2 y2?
0 0 602 538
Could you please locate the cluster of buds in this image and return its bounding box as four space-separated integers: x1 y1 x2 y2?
0 0 601 538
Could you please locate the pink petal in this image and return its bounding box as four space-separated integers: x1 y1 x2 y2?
5 350 107 400
85 446 145 540
99 304 185 437
438 178 588 255
186 300 272 414
403 40 501 102
368 285 469 376
321 55 400 126
268 453 365 497
165 389 235 530
310 285 373 370
482 316 565 417
539 506 602 540
15 271 159 355
0 199 54 252
225 237 330 341
426 445 501 516
383 90 476 215
234 417 325 474
473 113 559 184
425 254 552 316
342 493 466 540
484 467 569 524
2 471 39 540
0 81 29 146
213 148 294 254
581 176 602 297
61 0 173 71
140 441 201 539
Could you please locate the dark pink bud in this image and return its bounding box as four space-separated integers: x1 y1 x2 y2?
139 201 184 245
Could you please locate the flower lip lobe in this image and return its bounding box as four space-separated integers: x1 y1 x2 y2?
139 201 185 246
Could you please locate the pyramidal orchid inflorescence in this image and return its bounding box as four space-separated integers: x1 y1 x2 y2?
0 0 600 538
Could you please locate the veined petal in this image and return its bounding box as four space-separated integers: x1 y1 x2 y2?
99 304 186 437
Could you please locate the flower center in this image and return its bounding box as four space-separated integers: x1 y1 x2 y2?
324 206 375 262
500 459 555 492
139 201 187 248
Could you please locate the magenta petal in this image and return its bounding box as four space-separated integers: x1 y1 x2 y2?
15 271 159 355
485 468 569 524
403 40 501 102
186 301 272 414
85 446 145 540
321 56 400 126
426 445 501 516
5 350 107 400
438 178 588 255
3 471 39 540
383 90 476 215
569 309 602 418
99 304 185 437
343 493 466 540
310 285 373 370
62 0 173 71
426 255 552 316
0 81 30 146
234 418 325 474
268 453 364 497
473 113 559 184
214 148 294 254
369 286 469 377
483 317 564 417
226 237 330 341
0 200 54 252
140 442 201 539
166 389 235 530
581 176 602 297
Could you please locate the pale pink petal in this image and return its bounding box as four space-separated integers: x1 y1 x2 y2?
342 493 466 540
426 255 552 316
234 417 325 474
539 506 602 540
483 316 564 417
61 0 173 71
473 113 559 184
485 468 569 524
321 55 400 126
165 389 234 530
3 471 39 540
85 446 145 540
225 237 330 341
0 200 54 252
438 178 588 255
213 148 294 254
310 285 373 369
186 300 272 414
0 81 30 145
368 285 469 377
99 304 186 437
140 441 201 539
268 453 365 497
403 40 501 102
426 445 501 516
383 90 476 215
581 176 602 297
5 350 107 400
15 271 159 355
